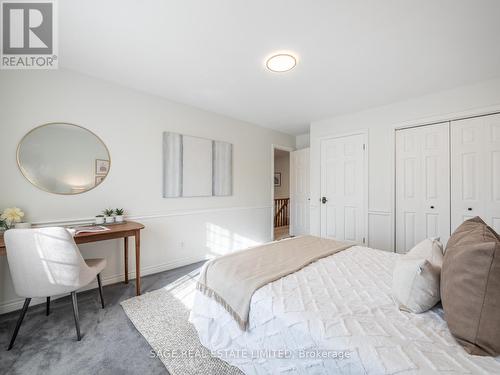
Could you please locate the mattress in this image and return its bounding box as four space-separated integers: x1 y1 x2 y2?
189 246 500 374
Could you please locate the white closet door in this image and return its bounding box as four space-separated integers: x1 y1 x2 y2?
396 122 450 253
485 114 500 233
320 134 366 243
451 113 500 233
290 148 310 236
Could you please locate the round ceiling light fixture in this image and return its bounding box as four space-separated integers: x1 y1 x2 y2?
266 53 297 72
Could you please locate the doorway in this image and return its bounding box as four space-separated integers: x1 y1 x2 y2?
319 132 368 244
272 147 292 240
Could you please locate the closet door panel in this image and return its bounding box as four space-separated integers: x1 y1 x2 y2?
396 128 423 252
451 118 483 231
451 113 500 233
421 123 450 245
396 122 450 253
485 114 500 233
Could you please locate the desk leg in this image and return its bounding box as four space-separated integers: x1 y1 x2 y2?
124 237 129 284
135 230 141 296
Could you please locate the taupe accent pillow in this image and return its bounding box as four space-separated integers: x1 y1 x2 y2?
441 217 500 356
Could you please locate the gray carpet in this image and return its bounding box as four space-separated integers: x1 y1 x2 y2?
121 275 243 375
0 261 206 375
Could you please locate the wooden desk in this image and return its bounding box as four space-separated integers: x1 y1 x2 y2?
0 221 145 296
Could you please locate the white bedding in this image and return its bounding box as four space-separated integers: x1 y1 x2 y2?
189 246 500 374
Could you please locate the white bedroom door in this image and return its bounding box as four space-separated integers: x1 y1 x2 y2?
320 133 366 244
451 113 500 234
290 148 310 236
395 122 450 253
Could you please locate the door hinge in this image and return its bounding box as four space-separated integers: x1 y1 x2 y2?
362 144 366 150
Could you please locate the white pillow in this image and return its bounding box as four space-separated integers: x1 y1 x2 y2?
392 238 444 313
404 237 444 268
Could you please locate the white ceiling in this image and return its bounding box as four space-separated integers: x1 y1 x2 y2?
60 0 500 135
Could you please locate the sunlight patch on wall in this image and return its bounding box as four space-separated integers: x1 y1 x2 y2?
206 223 261 257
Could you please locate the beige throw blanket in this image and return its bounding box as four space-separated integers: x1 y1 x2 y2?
197 235 352 330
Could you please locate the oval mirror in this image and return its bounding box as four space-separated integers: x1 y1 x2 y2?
17 123 111 194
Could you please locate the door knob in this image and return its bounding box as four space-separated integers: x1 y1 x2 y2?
467 207 472 211
321 197 328 204
430 206 435 209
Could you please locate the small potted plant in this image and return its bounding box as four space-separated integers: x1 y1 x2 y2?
114 208 124 223
103 208 115 224
95 214 105 225
0 218 7 234
1 207 25 230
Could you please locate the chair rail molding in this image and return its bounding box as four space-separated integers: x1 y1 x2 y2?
28 205 272 228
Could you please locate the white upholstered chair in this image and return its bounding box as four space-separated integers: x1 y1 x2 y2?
4 227 107 350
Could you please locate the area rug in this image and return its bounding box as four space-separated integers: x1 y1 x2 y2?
121 274 243 375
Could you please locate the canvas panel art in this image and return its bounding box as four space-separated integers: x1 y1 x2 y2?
162 132 233 198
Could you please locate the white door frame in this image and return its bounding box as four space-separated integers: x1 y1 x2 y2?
318 130 369 244
271 144 295 240
290 147 311 236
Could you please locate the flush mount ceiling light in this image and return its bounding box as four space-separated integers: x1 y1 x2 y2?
266 53 297 72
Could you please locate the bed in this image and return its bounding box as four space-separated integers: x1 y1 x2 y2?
189 244 500 374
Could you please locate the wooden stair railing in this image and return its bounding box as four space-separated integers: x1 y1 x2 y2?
274 198 290 228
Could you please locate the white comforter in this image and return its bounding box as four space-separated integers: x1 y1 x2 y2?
189 246 500 374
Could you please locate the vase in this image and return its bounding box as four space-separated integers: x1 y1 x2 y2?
115 215 124 223
105 216 114 224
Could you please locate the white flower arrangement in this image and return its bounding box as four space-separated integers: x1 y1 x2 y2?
0 207 25 229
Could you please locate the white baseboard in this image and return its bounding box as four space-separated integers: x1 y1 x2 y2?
0 255 205 315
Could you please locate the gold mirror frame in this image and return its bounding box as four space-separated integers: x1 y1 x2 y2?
16 122 111 195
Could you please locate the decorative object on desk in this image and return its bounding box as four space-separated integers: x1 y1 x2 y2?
114 208 124 223
95 175 105 185
71 225 110 235
95 215 105 224
95 159 110 175
17 123 111 195
103 208 115 224
1 207 25 229
274 172 281 187
162 132 233 198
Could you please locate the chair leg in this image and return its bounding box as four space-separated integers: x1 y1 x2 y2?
96 274 105 309
71 292 81 341
7 298 31 351
46 297 50 316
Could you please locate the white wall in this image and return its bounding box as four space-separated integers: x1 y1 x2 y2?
310 77 500 252
274 153 290 199
295 133 310 149
0 69 294 313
